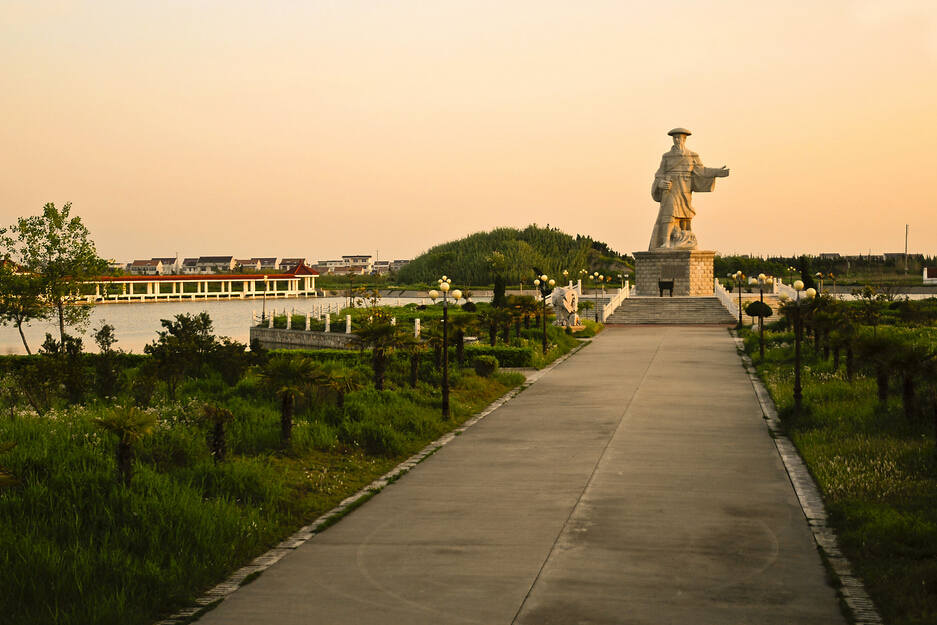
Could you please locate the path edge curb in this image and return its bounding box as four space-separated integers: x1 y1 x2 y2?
731 331 883 625
154 339 592 624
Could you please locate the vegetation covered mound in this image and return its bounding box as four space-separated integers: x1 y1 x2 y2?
394 224 631 286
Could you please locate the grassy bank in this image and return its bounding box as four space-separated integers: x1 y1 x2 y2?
0 353 537 624
740 324 937 624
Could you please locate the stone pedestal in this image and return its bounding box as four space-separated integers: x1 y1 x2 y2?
633 250 715 297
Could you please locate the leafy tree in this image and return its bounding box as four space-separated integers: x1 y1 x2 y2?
260 354 324 449
92 322 122 399
1 203 106 348
91 406 157 488
212 338 251 387
0 263 47 354
744 301 773 320
40 332 87 404
798 255 816 291
144 312 220 399
853 285 887 337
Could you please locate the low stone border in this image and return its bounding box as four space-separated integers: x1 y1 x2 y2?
731 333 883 625
154 340 591 624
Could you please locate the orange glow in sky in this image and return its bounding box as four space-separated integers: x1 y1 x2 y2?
1 1 936 262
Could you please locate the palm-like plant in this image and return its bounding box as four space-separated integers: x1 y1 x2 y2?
422 323 445 372
202 405 234 463
888 342 934 420
448 313 476 367
91 406 157 487
856 333 901 404
259 354 324 449
323 366 365 409
0 441 20 489
353 319 410 390
476 307 499 346
508 295 538 331
407 342 427 388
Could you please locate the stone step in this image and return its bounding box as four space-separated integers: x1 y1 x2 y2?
605 296 736 325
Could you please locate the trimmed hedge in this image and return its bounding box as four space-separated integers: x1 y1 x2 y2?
464 345 535 368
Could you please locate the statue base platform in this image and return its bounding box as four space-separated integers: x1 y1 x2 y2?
633 250 715 297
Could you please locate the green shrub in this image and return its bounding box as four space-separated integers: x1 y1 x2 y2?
465 345 534 367
473 355 498 377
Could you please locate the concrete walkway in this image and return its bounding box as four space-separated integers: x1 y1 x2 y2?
199 327 844 624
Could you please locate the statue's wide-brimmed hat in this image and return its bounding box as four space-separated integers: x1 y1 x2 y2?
667 127 692 136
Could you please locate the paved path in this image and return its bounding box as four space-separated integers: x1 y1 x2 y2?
199 327 844 624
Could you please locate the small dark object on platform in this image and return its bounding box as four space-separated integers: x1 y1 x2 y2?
658 280 674 297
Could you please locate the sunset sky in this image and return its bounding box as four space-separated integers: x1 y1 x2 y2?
2 1 936 264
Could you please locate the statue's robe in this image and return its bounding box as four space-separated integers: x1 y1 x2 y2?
648 147 723 250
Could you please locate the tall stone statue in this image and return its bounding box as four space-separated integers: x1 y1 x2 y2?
648 128 729 251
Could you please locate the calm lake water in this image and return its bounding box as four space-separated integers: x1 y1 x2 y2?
0 296 445 355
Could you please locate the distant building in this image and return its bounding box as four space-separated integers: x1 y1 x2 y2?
885 253 924 262
181 258 199 274
194 256 236 273
925 268 937 284
315 255 407 275
249 258 279 270
150 257 179 274
278 258 306 272
235 259 261 272
129 260 163 275
819 253 841 260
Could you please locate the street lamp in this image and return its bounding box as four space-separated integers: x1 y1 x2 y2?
730 271 746 329
533 274 555 354
590 272 603 323
261 275 269 321
429 276 461 419
788 266 796 286
754 273 774 359
778 280 816 415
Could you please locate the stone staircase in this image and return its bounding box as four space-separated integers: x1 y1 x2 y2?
604 296 737 325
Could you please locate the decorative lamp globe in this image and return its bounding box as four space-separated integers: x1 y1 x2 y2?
793 280 805 291
452 289 462 300
548 279 555 287
778 291 789 302
429 290 438 300
805 288 817 299
441 282 450 292
534 279 540 286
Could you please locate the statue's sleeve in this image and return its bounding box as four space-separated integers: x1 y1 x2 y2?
651 158 666 202
691 156 719 193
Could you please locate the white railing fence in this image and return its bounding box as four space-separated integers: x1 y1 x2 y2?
601 282 630 322
714 279 739 319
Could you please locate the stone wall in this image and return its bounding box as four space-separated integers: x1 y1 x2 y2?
250 327 356 351
633 250 715 297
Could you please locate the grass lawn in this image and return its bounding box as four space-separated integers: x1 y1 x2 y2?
740 326 937 625
0 363 530 625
